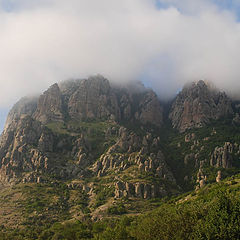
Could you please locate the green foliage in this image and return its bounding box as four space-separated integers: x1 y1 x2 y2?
97 185 240 240
39 221 93 240
107 203 127 215
94 185 115 208
95 217 134 240
1 178 240 239
160 118 240 191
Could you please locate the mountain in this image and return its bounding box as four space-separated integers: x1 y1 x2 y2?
0 76 239 239
169 80 233 132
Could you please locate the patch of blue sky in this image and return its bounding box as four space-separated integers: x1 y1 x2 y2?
155 0 240 20
0 0 16 12
155 0 170 10
0 108 8 133
213 0 240 20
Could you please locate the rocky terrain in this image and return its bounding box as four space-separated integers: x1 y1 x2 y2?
0 76 240 238
169 80 233 132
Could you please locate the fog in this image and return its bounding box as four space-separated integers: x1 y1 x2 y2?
0 0 240 107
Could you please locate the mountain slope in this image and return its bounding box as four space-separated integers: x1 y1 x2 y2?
169 80 233 132
0 76 239 238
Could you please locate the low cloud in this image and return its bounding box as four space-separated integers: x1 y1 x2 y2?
0 0 240 106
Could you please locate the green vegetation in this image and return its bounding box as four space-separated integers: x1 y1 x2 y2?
107 202 127 215
46 120 118 159
1 175 240 239
94 185 114 208
159 118 240 190
3 115 240 239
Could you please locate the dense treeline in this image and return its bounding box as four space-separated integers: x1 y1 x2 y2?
1 182 240 240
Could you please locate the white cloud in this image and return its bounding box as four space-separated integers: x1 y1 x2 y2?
0 0 239 107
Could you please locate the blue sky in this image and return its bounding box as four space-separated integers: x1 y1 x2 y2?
1 0 240 133
156 0 240 19
0 109 8 132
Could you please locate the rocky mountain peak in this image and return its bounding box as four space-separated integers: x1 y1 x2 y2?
60 76 163 127
169 80 233 132
3 96 38 133
33 83 64 124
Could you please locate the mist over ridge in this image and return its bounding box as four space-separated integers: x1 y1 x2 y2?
0 0 240 107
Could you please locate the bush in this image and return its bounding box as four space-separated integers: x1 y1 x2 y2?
108 203 127 215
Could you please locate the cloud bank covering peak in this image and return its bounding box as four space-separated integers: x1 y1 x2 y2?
0 0 240 107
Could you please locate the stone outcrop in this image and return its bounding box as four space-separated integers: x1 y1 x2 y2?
169 80 233 132
33 83 64 124
134 90 163 128
0 75 166 184
0 116 50 183
93 128 175 184
65 76 163 127
114 180 167 199
210 142 233 168
196 168 207 190
67 76 120 122
216 170 222 183
71 134 93 168
5 76 164 132
4 96 38 132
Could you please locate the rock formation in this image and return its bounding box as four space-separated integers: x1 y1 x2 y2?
1 76 237 205
0 76 167 185
134 90 163 127
0 116 49 183
196 168 207 190
169 80 233 132
210 142 233 168
114 180 167 199
93 127 175 184
216 170 222 183
4 96 38 132
33 83 64 124
67 76 120 122
58 76 163 127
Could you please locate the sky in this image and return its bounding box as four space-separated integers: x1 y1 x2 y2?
1 0 240 130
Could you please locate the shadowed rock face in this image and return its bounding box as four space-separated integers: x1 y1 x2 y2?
210 142 233 169
64 76 163 127
33 83 64 124
4 96 38 132
67 76 120 121
0 76 165 185
134 90 163 128
5 76 163 129
169 80 233 132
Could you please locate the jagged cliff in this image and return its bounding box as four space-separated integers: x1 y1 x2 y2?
169 80 233 132
1 77 238 186
0 76 173 200
0 76 240 230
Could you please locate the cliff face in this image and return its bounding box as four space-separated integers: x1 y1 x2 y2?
67 76 121 122
33 83 64 124
169 80 233 132
64 76 163 126
1 78 237 189
4 96 38 132
0 76 167 193
1 76 240 229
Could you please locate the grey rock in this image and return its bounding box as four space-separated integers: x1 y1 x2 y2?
169 80 233 132
210 142 233 168
33 83 64 124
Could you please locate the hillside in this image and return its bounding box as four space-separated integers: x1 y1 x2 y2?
0 76 239 238
0 173 240 239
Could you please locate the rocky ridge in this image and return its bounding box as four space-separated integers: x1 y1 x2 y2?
0 76 175 203
0 76 239 225
1 78 238 186
169 80 233 132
